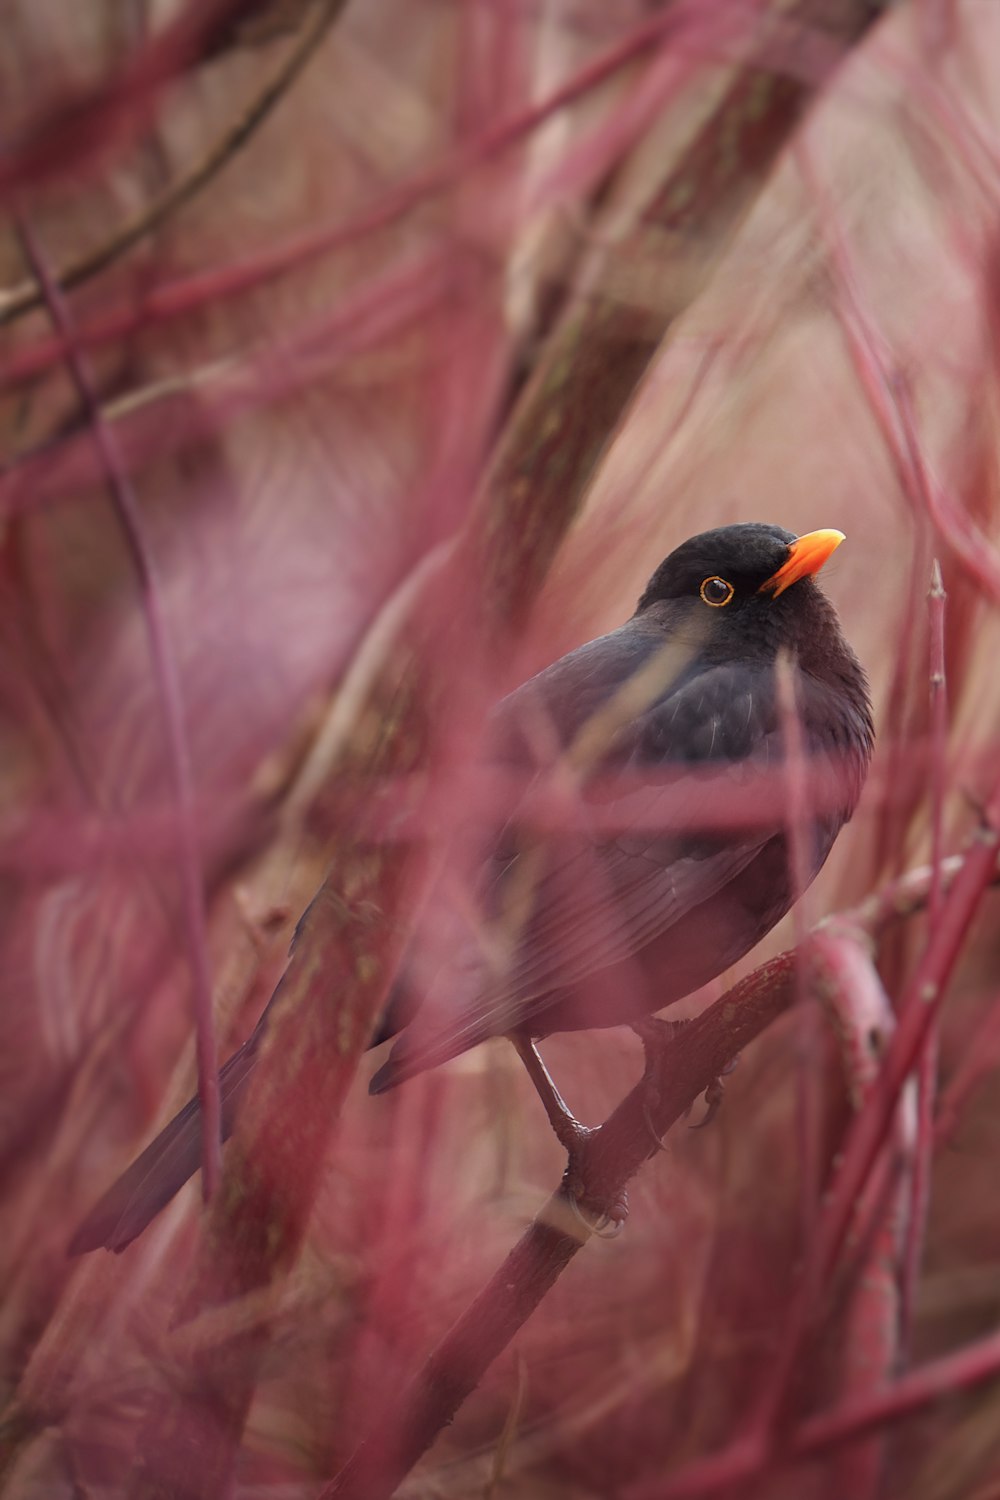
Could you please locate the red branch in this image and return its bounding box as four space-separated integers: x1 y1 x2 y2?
15 219 223 1199
0 248 452 521
901 560 948 1345
655 799 1000 1498
0 0 259 201
0 4 694 392
2 0 859 395
634 1311 1000 1497
796 142 1000 605
320 952 799 1500
321 852 996 1500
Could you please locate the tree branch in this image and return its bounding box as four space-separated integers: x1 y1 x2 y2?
322 953 797 1500
0 0 347 327
0 5 687 392
15 219 223 1199
322 848 998 1500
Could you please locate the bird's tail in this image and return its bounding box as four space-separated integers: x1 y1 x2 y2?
68 980 419 1255
67 1038 260 1255
367 1019 484 1095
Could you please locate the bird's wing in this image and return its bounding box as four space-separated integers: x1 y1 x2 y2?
481 661 783 1007
371 660 789 1088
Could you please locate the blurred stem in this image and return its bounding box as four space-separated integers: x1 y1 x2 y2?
0 6 691 393
926 560 949 925
14 219 223 1202
323 850 997 1500
776 652 822 1246
0 0 348 326
0 0 274 202
481 0 882 620
900 560 948 1351
803 929 911 1500
125 864 411 1500
322 952 799 1500
639 1316 1000 1499
798 143 1000 605
748 778 1000 1461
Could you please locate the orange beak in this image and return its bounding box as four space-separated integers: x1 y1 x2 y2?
760 529 845 598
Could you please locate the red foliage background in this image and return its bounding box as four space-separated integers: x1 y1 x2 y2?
2 3 1000 1497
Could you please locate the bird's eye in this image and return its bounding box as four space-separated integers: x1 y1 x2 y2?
699 576 734 607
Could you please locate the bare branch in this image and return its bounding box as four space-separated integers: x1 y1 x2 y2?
0 0 348 327
15 219 223 1201
324 847 998 1500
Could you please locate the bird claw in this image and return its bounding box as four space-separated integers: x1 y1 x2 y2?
629 1021 740 1138
567 1190 627 1240
561 1127 628 1239
689 1053 740 1130
631 1017 691 1153
690 1077 725 1129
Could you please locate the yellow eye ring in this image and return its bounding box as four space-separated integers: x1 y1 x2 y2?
700 576 734 607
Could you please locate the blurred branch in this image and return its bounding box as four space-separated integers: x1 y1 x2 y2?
636 1318 1000 1499
482 0 883 619
797 141 1000 605
684 785 1000 1495
0 247 453 522
926 561 950 926
0 0 270 202
323 848 999 1500
15 220 223 1199
0 5 691 393
935 986 1000 1148
322 953 798 1500
778 929 912 1500
125 872 411 1500
0 0 347 327
848 768 989 1264
901 560 949 1349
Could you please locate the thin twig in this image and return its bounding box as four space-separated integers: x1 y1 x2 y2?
776 651 822 1244
796 142 1000 606
0 1 751 394
0 0 260 202
901 560 948 1347
321 850 997 1500
849 850 965 935
634 1315 1000 1497
934 985 1000 1148
15 218 222 1201
710 786 1000 1485
320 952 800 1500
926 560 950 924
0 0 347 327
805 928 913 1500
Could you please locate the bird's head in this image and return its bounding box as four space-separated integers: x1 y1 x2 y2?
635 522 846 667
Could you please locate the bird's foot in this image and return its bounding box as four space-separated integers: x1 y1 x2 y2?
510 1039 627 1238
510 1034 593 1149
689 1053 740 1130
630 1016 691 1153
630 1019 740 1139
560 1126 628 1240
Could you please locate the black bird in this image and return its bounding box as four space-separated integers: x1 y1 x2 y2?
69 523 873 1254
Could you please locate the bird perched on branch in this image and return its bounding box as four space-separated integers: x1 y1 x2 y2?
70 523 872 1254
